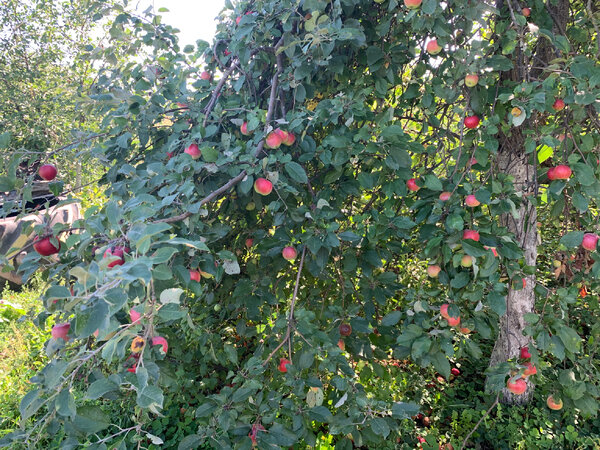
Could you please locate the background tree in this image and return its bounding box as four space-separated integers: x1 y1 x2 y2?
2 0 600 448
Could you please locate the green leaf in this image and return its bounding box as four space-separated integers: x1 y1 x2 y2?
424 174 443 191
86 378 119 400
487 292 506 316
557 326 581 354
381 310 402 327
370 417 390 438
56 389 76 419
195 402 218 418
160 288 184 304
285 161 308 183
430 351 450 379
178 435 203 450
309 406 333 423
392 402 420 419
573 163 596 186
72 406 111 434
560 231 584 248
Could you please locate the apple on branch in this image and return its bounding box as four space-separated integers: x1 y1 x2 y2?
39 164 58 181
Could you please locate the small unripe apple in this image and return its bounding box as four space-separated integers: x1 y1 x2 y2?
546 395 563 410
440 303 450 320
520 346 532 359
465 194 480 207
427 265 441 277
184 143 201 159
152 336 168 354
426 39 442 55
39 164 58 181
254 177 273 195
464 74 479 87
282 246 297 261
464 115 480 129
522 7 531 16
552 98 565 111
507 378 527 395
33 236 61 256
404 0 422 9
461 255 473 267
241 122 251 136
439 191 451 201
51 323 70 341
407 178 420 191
553 164 571 180
339 323 352 336
582 233 599 251
522 362 537 377
200 71 211 80
190 270 201 282
278 357 291 373
553 259 562 268
265 131 283 149
462 230 480 241
446 316 461 327
245 238 254 248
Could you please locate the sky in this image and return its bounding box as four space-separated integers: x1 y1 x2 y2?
135 0 226 46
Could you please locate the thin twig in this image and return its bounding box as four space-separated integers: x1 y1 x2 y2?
460 395 499 450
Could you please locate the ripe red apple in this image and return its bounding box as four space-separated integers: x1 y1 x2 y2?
104 246 128 268
282 246 297 261
275 128 289 142
254 177 273 195
522 362 537 377
464 74 479 87
461 255 473 267
465 194 480 207
464 115 480 129
265 131 283 149
522 7 531 16
130 308 142 324
280 130 295 146
427 265 441 277
407 178 420 191
245 238 254 248
426 39 442 55
451 368 460 376
462 230 480 241
484 246 498 257
469 157 478 166
184 143 201 159
200 71 211 80
278 357 291 373
52 323 70 341
337 339 345 351
582 233 599 251
546 395 563 410
339 323 352 336
553 164 571 180
520 346 532 359
547 167 556 180
152 336 168 354
552 98 565 111
404 0 422 8
33 236 61 256
39 164 57 181
190 270 201 282
241 122 251 136
166 151 174 159
460 327 471 334
440 304 450 320
507 377 527 395
236 15 242 25
439 191 451 201
446 316 461 327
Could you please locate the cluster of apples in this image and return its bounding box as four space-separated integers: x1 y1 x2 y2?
506 346 538 395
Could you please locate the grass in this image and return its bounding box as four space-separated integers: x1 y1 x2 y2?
0 280 47 437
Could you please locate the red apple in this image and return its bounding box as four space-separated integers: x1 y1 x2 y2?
166 151 174 159
522 362 537 377
407 178 420 191
337 339 345 351
451 368 460 376
404 0 422 8
462 230 480 241
275 128 289 142
224 49 231 56
582 233 599 251
236 15 242 25
190 270 201 282
546 395 563 410
254 177 273 195
446 316 461 327
507 378 527 395
152 336 168 354
245 238 254 248
241 122 251 136
547 167 556 180
520 346 532 359
39 164 57 181
552 98 565 111
522 7 531 16
104 246 128 268
278 357 291 373
427 265 441 277
484 246 498 257
33 236 60 256
439 191 451 201
52 322 70 341
440 304 450 320
339 323 352 336
281 131 295 146
426 39 442 55
461 255 473 267
200 71 211 81
464 115 480 129
265 131 283 149
460 327 471 334
464 74 479 87
469 157 478 166
465 194 480 207
282 246 297 261
130 308 142 324
184 143 201 159
553 164 571 180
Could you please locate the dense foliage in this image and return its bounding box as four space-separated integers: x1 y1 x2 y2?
1 0 600 448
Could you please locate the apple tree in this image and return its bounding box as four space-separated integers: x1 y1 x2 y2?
2 0 600 447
